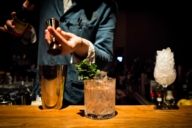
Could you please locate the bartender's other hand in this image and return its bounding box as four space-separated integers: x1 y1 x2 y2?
5 19 16 31
0 20 15 33
45 26 88 57
0 25 8 32
0 12 16 34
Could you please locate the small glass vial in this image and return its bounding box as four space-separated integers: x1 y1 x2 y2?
46 18 62 55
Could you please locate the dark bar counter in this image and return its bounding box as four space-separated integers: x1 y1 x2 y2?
0 105 192 128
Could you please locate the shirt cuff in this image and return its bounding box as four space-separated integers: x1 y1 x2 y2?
71 39 95 64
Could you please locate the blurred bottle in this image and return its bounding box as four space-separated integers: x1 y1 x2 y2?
156 92 163 109
150 80 157 103
181 80 189 99
166 90 174 105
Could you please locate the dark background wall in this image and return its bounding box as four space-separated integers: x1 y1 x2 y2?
114 1 191 67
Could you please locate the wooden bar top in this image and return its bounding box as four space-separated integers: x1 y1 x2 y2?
0 105 192 128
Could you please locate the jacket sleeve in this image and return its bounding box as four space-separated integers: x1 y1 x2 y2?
94 2 117 69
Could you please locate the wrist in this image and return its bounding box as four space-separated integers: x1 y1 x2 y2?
73 37 87 60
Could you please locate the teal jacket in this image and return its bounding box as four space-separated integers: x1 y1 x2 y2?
38 0 117 104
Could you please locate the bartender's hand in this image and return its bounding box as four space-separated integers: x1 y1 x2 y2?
45 26 89 58
0 19 15 33
0 12 24 37
0 12 16 34
0 20 14 33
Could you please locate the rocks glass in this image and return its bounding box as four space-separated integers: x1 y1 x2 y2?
84 78 116 119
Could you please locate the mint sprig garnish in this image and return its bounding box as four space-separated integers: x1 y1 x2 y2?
75 59 100 80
